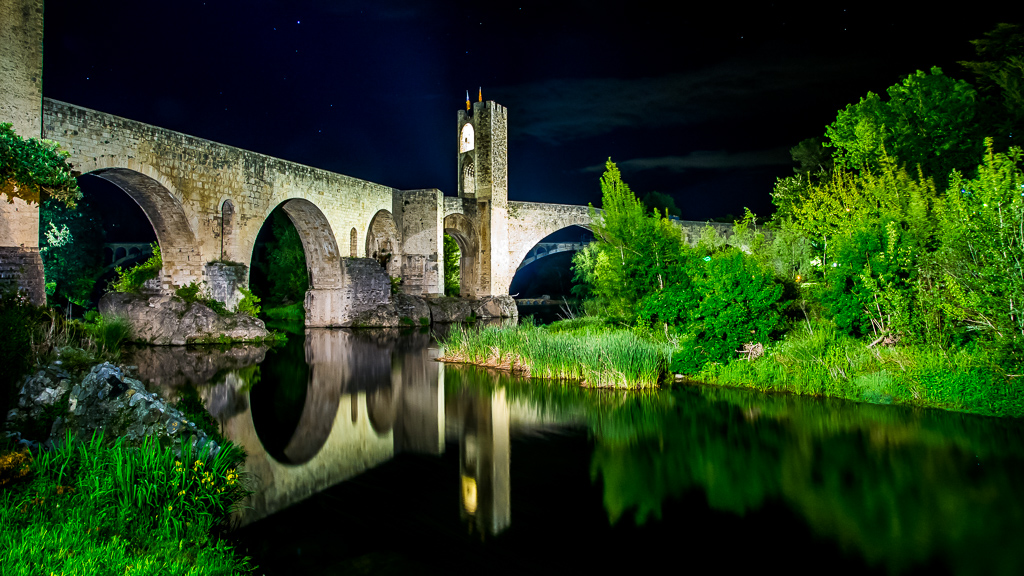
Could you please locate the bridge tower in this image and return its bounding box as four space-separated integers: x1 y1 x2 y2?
0 0 45 303
456 98 509 297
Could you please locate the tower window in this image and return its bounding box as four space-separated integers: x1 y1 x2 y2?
460 123 475 153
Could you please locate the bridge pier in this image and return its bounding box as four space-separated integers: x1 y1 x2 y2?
0 0 45 304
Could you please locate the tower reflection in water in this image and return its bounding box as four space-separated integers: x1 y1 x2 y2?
203 327 515 537
452 387 511 538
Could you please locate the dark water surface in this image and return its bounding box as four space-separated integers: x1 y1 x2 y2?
136 328 1024 575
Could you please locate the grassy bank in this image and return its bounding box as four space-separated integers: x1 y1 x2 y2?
695 320 1024 418
439 319 671 388
0 433 253 575
441 315 1024 418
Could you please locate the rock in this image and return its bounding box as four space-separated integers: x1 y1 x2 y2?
472 295 518 319
393 293 431 324
99 292 270 345
426 297 474 323
349 302 399 327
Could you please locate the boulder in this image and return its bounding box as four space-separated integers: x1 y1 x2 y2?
393 293 431 324
99 292 269 345
7 362 222 459
472 295 518 319
348 301 400 327
427 297 474 323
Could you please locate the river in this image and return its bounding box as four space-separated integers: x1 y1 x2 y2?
129 326 1024 575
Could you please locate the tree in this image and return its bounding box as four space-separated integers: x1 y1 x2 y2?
937 142 1024 358
825 67 982 187
40 195 105 308
0 123 80 206
583 159 687 321
640 191 681 217
257 210 308 306
959 23 1024 152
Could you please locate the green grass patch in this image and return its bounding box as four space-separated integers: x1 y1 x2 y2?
0 432 253 575
694 319 1024 418
440 321 671 389
263 302 304 322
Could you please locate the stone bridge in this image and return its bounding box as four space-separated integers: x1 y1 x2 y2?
0 0 596 326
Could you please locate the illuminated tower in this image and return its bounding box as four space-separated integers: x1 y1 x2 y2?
456 95 508 296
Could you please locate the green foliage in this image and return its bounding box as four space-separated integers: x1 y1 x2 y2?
443 233 461 296
256 210 308 307
583 159 688 321
0 123 81 207
825 67 982 187
419 316 430 326
236 286 261 318
959 23 1024 151
109 243 162 293
441 322 671 388
81 313 133 354
699 318 1024 418
174 282 229 316
0 433 253 575
39 196 105 308
653 248 786 373
389 275 402 295
937 143 1024 360
264 302 304 322
640 191 681 217
0 292 43 419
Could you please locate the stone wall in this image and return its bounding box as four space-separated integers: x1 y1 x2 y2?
42 99 396 292
393 189 443 296
0 0 44 302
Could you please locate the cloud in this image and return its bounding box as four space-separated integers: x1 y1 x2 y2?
581 148 792 173
497 55 863 144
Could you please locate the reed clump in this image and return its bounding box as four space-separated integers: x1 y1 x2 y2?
439 322 671 388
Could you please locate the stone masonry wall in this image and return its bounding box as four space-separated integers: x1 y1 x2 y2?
42 99 396 292
0 0 45 302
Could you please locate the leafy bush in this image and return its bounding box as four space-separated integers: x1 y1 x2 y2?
236 287 261 318
174 282 229 316
109 243 162 293
0 291 43 420
390 275 402 295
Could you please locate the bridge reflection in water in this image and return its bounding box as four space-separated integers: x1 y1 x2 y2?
191 327 573 535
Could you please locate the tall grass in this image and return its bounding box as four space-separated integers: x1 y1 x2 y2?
698 320 1024 418
440 322 671 388
0 432 253 575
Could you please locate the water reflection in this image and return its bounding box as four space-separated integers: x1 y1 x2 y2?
137 330 1024 574
451 387 511 537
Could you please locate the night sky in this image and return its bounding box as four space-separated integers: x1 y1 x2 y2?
42 1 1021 221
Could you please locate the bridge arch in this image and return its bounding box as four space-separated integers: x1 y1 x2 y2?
443 212 479 298
87 167 202 291
254 198 344 291
506 203 592 273
365 209 401 277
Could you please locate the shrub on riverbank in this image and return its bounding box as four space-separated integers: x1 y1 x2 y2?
0 433 253 575
440 322 671 388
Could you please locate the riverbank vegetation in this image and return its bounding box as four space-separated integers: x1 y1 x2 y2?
0 433 253 575
442 24 1024 418
440 319 670 388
